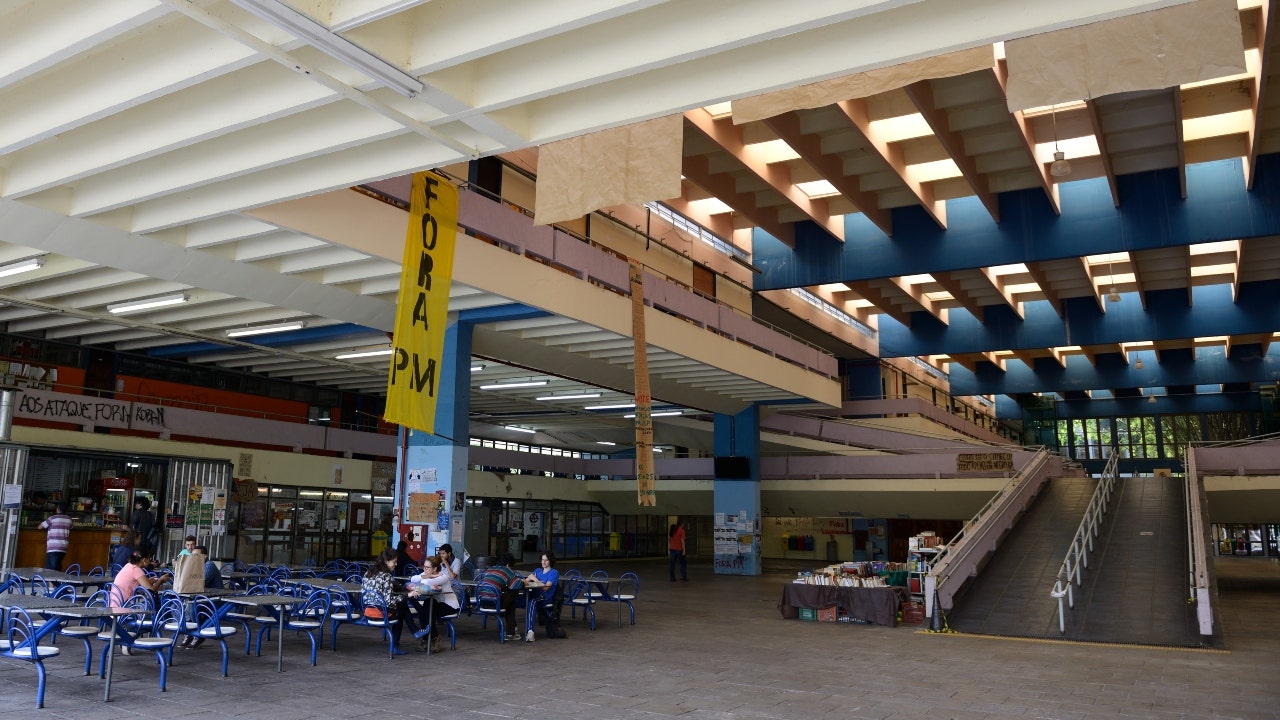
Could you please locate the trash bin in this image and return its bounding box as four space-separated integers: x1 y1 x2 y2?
826 540 838 562
371 530 389 556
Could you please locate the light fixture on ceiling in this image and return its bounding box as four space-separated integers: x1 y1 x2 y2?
334 348 393 360
1133 357 1144 370
0 257 45 278
535 393 602 401
228 0 425 98
479 380 547 390
504 425 536 434
108 293 189 314
597 441 616 446
225 321 306 337
470 365 484 372
1049 104 1072 178
584 403 636 410
625 410 683 418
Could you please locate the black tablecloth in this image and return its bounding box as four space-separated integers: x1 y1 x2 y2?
777 584 904 626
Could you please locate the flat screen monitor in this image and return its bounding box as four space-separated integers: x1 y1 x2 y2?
714 455 751 479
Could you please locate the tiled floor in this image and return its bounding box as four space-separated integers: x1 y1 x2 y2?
1 555 1276 719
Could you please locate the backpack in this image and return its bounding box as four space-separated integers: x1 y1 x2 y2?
545 616 568 639
146 518 162 550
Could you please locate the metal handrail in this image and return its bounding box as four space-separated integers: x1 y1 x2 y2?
1049 452 1118 634
926 447 1052 607
1184 445 1214 636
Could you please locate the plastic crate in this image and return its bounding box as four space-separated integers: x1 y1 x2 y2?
798 607 818 621
816 606 838 622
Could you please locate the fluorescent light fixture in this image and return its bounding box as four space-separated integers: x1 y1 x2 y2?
584 403 635 410
0 257 44 278
625 411 683 418
108 293 189 314
504 425 536 434
597 441 616 446
471 365 484 372
536 393 601 401
226 321 306 338
228 0 425 98
335 348 393 360
479 380 548 390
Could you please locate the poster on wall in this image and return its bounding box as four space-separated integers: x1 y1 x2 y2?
451 516 463 543
713 526 737 554
212 509 226 536
406 492 439 524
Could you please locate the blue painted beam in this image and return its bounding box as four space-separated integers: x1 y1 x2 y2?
1053 392 1261 418
880 281 1280 358
754 155 1280 289
950 345 1280 396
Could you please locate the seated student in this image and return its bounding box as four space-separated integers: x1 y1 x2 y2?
174 535 197 562
111 552 171 609
109 529 140 569
180 545 223 649
476 553 523 640
362 547 427 655
520 551 560 643
406 555 460 652
111 553 172 653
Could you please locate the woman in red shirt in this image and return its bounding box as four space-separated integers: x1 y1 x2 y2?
668 519 687 582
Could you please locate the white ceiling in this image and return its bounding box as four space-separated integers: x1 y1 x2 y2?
0 0 1227 452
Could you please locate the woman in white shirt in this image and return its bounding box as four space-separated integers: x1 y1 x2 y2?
409 555 459 652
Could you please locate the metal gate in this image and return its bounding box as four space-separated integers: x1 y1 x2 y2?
0 443 30 572
158 458 233 561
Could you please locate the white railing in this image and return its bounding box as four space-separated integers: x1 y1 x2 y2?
1049 452 1118 634
925 447 1055 615
1184 446 1214 636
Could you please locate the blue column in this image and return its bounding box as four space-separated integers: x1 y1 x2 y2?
713 406 761 576
394 318 472 560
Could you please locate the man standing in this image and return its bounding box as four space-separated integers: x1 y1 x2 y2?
668 518 687 582
38 503 73 571
131 497 156 556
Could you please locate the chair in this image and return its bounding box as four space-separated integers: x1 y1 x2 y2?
473 582 508 643
459 560 475 581
28 575 51 597
331 592 399 658
2 608 60 708
267 588 329 665
325 585 360 651
564 578 596 630
60 589 107 674
614 571 639 625
586 570 609 599
33 584 77 642
225 584 270 654
63 563 81 576
129 595 184 691
190 596 239 677
87 566 106 578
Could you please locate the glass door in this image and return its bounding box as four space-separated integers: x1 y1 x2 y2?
293 490 325 565
264 487 297 566
322 490 349 562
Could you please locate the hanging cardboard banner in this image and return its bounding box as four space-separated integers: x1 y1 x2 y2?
384 172 458 434
629 259 657 506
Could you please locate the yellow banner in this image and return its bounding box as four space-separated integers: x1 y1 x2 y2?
384 172 458 434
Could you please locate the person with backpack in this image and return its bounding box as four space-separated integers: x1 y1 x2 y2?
130 497 158 557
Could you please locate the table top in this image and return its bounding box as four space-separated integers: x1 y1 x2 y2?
220 594 303 607
41 605 142 619
0 594 79 610
172 588 242 598
280 578 362 593
7 568 105 585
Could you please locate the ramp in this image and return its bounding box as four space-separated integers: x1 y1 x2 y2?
948 475 1204 647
